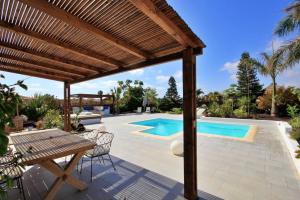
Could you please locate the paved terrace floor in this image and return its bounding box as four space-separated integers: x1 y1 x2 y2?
7 114 300 200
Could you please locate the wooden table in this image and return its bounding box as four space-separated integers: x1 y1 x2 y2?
10 129 96 200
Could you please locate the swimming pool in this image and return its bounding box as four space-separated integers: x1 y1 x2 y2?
130 118 251 138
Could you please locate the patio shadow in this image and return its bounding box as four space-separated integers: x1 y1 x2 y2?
8 155 223 200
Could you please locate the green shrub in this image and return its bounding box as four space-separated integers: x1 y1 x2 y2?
290 116 300 129
21 94 59 121
43 109 63 129
296 146 300 159
291 128 300 141
169 107 182 114
208 102 221 117
287 104 299 118
233 108 248 118
220 100 233 117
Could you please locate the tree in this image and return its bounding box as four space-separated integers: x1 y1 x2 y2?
236 52 263 115
257 86 300 116
196 88 205 107
165 76 181 103
253 50 288 117
159 76 182 111
0 74 27 155
119 80 144 112
97 90 103 96
21 93 58 121
144 88 158 107
275 0 300 67
204 91 223 106
110 81 125 113
224 84 238 100
223 84 238 115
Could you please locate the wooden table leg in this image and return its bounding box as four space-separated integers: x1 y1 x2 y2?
39 151 87 200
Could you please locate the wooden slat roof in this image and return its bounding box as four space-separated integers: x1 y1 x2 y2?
0 0 205 83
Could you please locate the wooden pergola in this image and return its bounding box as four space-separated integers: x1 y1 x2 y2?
0 0 205 199
70 93 115 110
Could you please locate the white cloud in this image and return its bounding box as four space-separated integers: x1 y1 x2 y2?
128 69 144 75
54 82 63 89
27 83 41 87
174 70 182 79
265 38 285 52
25 82 49 94
278 64 300 87
72 80 117 91
221 60 239 81
156 75 169 83
72 82 98 90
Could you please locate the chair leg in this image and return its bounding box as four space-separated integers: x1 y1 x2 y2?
107 154 116 171
16 178 20 192
80 157 84 174
19 177 26 200
97 156 103 165
90 158 93 182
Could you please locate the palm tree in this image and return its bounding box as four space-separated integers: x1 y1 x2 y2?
196 89 204 107
275 0 300 66
253 50 287 117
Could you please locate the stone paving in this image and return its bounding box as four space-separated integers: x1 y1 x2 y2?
7 114 300 199
101 114 300 200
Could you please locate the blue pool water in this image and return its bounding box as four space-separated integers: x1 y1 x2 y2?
130 118 250 138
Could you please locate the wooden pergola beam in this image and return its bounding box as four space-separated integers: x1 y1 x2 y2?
63 82 71 132
0 54 84 78
129 0 205 48
71 47 202 84
19 0 151 59
182 47 197 200
0 42 102 74
0 21 123 67
0 65 70 82
0 62 74 81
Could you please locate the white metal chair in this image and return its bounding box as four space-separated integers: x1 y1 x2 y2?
145 107 151 113
136 107 142 113
79 132 115 182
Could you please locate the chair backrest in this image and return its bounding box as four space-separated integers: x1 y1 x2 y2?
137 107 142 113
0 148 14 166
78 130 99 141
92 132 114 157
0 153 20 184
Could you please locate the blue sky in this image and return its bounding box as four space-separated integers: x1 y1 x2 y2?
1 0 299 98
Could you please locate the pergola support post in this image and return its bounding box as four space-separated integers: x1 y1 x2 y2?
63 82 71 132
183 47 198 200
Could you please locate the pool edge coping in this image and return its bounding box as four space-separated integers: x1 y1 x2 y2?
126 118 257 142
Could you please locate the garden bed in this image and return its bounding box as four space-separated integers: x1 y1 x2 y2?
277 121 300 176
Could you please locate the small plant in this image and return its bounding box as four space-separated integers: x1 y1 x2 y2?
208 102 221 117
71 109 82 129
35 120 44 130
287 104 299 118
220 100 232 117
290 116 300 129
21 94 58 122
295 145 300 159
291 128 300 141
233 108 248 118
43 109 63 129
169 107 182 114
